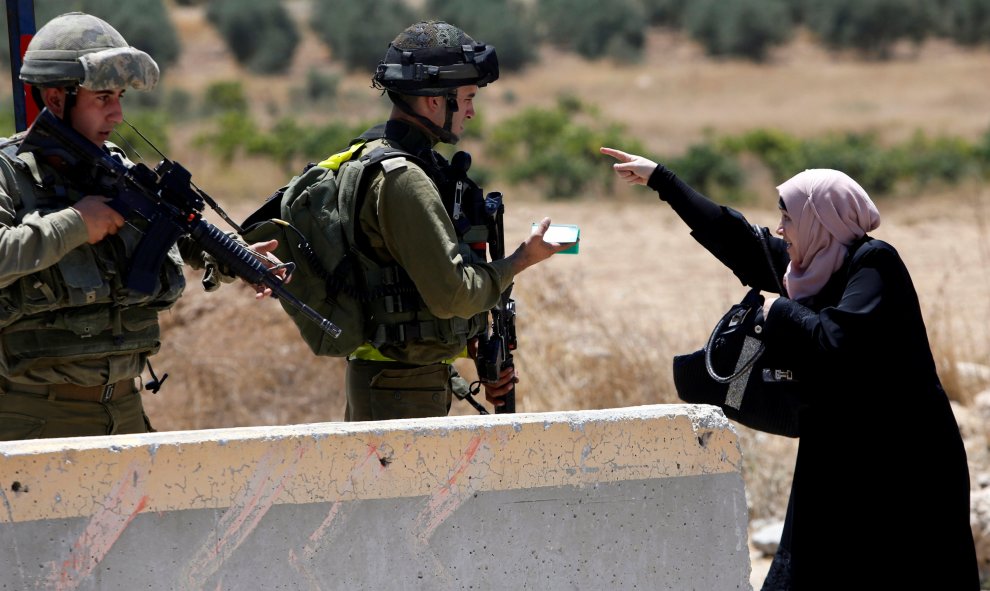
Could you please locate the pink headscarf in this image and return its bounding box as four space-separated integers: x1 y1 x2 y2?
777 169 881 300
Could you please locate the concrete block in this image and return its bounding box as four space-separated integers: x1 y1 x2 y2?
0 404 751 590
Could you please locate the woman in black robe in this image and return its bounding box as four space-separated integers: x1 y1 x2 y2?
601 147 978 590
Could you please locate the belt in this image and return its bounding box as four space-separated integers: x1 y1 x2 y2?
0 378 138 403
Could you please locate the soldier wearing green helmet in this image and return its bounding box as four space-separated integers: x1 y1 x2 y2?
0 12 266 440
337 21 570 421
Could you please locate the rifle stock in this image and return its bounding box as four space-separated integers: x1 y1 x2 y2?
18 108 342 338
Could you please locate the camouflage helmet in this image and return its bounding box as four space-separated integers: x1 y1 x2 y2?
20 12 159 91
373 21 499 96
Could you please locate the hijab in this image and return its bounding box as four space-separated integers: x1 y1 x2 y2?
777 169 881 300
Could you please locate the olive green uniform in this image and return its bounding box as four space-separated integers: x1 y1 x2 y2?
0 141 197 440
345 122 514 421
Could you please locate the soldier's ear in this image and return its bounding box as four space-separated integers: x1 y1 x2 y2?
41 87 65 116
424 94 444 114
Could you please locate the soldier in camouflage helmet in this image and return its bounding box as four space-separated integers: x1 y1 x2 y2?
19 12 159 91
0 13 267 440
325 21 569 421
19 12 159 142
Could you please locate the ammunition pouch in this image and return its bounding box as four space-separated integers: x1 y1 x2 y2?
0 238 184 329
362 262 486 364
0 305 163 378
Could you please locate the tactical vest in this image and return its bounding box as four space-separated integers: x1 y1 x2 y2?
0 140 184 377
351 138 490 365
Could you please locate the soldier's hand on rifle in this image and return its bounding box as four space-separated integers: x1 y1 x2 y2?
72 196 125 244
506 217 573 274
247 239 289 299
483 365 518 407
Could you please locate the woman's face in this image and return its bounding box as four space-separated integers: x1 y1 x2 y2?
776 208 797 261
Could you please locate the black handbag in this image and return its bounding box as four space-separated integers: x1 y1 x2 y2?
672 225 802 438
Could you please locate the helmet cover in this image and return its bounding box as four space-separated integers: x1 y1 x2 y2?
20 12 159 91
373 21 498 96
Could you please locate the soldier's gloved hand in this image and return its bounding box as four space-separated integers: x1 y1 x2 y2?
450 371 473 401
201 252 238 292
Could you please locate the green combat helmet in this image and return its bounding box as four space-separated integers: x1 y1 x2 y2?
373 21 498 144
19 12 159 92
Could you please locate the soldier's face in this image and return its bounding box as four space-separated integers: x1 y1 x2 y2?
450 85 479 137
69 88 126 146
43 86 125 146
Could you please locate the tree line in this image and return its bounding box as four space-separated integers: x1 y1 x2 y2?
3 0 990 75
2 1 989 202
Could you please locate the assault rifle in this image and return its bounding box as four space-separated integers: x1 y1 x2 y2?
439 151 517 414
475 191 517 414
18 108 342 337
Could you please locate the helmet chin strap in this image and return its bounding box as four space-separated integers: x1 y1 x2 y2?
65 89 78 127
441 93 459 143
59 86 79 128
389 91 461 145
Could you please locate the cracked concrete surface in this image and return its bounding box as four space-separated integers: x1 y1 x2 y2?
0 404 751 590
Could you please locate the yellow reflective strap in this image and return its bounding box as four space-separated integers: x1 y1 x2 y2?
350 343 392 362
349 343 467 364
317 139 367 171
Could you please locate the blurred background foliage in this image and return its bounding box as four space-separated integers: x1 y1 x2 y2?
1 0 989 198
3 0 988 73
206 0 299 74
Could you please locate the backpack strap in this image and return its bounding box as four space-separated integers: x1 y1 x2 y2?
339 144 427 257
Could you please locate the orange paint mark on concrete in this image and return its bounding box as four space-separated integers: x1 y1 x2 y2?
414 434 490 542
181 442 311 587
44 463 148 591
288 438 391 583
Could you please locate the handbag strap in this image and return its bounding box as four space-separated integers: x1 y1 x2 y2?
703 304 766 383
702 224 781 384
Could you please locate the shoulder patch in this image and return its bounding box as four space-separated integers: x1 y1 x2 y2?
380 157 408 174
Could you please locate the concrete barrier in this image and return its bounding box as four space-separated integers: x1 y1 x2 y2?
0 404 751 591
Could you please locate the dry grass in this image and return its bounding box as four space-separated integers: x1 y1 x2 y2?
141 9 990 523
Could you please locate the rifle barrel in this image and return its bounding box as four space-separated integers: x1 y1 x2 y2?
190 221 342 337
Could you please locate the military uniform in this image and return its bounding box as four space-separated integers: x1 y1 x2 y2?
0 141 187 439
0 12 191 440
344 121 514 421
